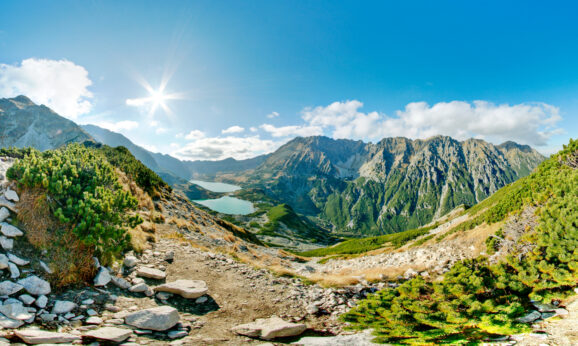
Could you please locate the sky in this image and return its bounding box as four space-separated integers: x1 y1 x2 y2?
0 1 577 160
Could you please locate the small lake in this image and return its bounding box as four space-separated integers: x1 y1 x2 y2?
191 180 254 215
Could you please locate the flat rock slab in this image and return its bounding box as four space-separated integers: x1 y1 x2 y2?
84 327 133 342
136 267 167 280
124 306 179 331
4 190 18 202
18 275 51 296
0 280 23 296
0 223 23 237
0 302 34 320
0 314 24 328
154 280 208 299
52 300 77 314
15 329 81 344
232 316 307 340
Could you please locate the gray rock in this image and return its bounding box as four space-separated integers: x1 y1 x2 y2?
9 262 20 279
0 207 9 223
306 304 319 314
35 295 48 309
164 251 175 262
40 313 56 322
516 310 542 323
168 330 188 339
129 283 149 293
123 256 138 268
4 190 18 202
0 254 9 269
0 222 23 237
154 280 208 299
0 313 23 328
8 253 29 266
0 236 13 250
19 294 35 305
136 267 166 280
86 308 98 316
18 275 51 295
81 299 94 305
0 302 34 320
124 306 180 331
232 316 307 340
533 302 556 312
52 300 77 314
84 327 133 342
15 329 81 344
110 276 132 290
0 280 23 296
196 296 208 304
86 316 103 325
94 267 111 287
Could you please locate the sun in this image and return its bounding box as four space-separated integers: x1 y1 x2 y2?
150 89 167 108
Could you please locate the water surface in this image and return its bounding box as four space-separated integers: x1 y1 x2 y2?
193 196 255 215
190 180 241 193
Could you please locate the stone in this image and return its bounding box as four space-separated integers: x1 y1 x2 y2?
35 295 48 309
124 306 180 331
0 302 34 320
19 294 35 305
4 189 18 202
554 308 569 316
129 283 149 293
0 222 23 237
306 304 319 314
154 280 208 299
81 299 94 305
64 312 75 319
15 329 81 344
40 313 56 322
52 300 77 314
196 296 208 304
164 251 175 262
0 207 9 223
39 261 53 274
86 316 103 325
0 254 9 269
18 275 51 295
516 310 542 323
231 316 307 340
0 313 24 328
136 267 166 280
403 268 418 279
168 330 188 339
124 256 138 268
9 262 20 279
0 280 23 296
533 302 557 312
8 253 29 266
84 327 133 342
111 276 132 290
0 236 13 250
94 267 111 286
86 308 98 316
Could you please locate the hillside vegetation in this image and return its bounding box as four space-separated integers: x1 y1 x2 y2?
341 139 578 344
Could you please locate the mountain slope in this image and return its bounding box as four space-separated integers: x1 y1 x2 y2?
0 95 94 150
237 135 545 236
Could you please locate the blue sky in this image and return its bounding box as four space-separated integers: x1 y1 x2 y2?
0 1 576 160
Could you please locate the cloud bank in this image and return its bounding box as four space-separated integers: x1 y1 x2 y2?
173 135 278 161
0 58 93 119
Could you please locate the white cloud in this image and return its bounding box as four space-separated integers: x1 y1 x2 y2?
93 120 139 132
173 135 279 161
267 111 280 118
299 100 562 146
260 123 323 138
150 120 159 127
184 130 205 140
222 125 245 134
155 127 169 134
250 127 258 132
0 58 93 119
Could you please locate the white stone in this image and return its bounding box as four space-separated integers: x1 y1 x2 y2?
82 299 94 305
129 283 149 293
123 256 138 268
124 306 180 331
0 280 23 295
15 329 81 344
0 314 24 328
0 222 23 237
18 275 51 296
4 190 18 202
0 302 34 320
19 294 35 305
94 267 111 287
9 262 20 279
136 267 166 280
0 207 9 223
86 316 103 325
84 327 133 343
8 253 29 266
35 295 48 309
232 316 307 340
154 280 208 299
52 300 77 314
0 236 13 250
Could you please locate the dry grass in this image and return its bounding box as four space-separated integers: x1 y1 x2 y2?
308 272 361 287
128 227 152 253
116 169 154 211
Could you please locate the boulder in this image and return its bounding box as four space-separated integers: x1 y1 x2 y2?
4 189 18 202
18 275 51 295
0 207 9 222
124 306 179 331
94 267 111 287
0 223 23 237
52 300 77 314
0 302 34 320
0 280 23 296
84 327 132 342
123 256 138 268
15 329 81 344
154 280 208 299
136 267 166 280
231 316 307 340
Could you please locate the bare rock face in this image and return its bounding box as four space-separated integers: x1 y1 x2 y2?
124 306 179 331
231 316 307 340
154 280 208 299
14 329 81 344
